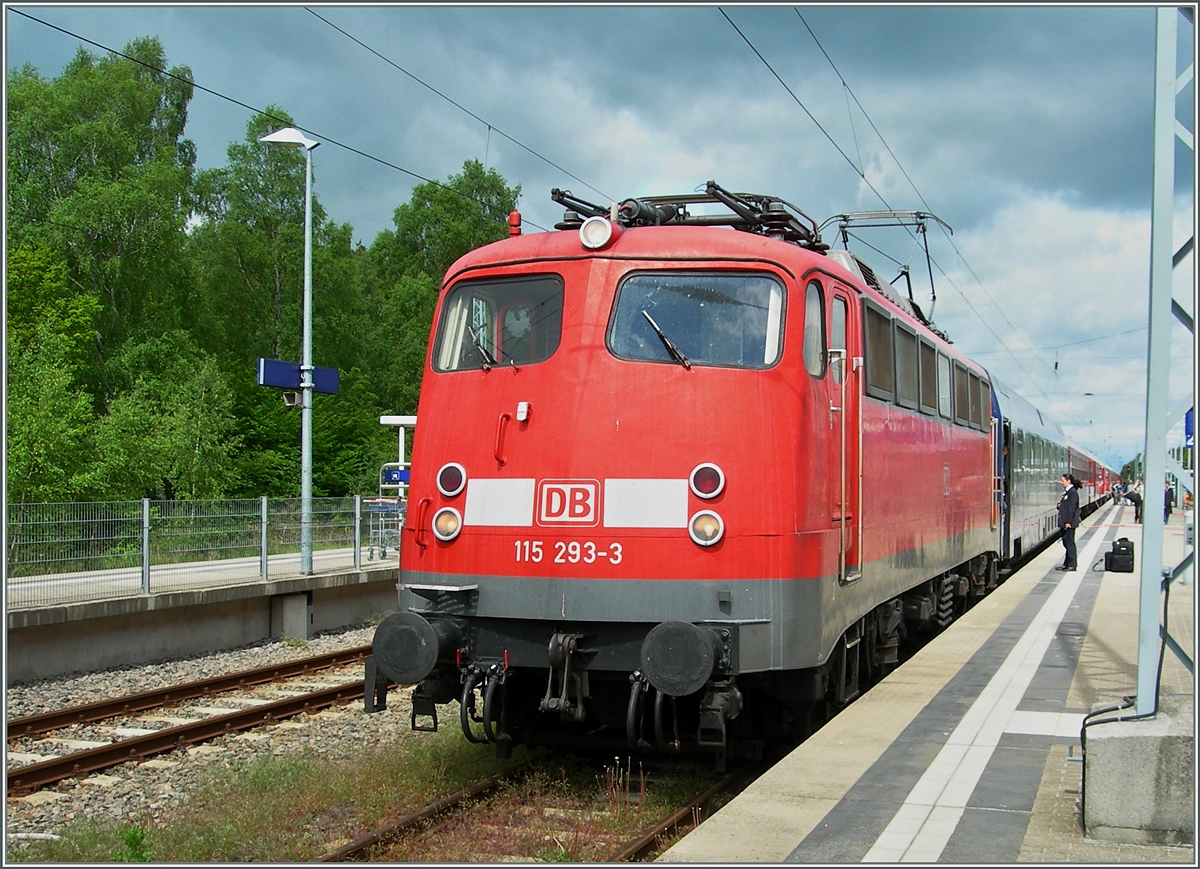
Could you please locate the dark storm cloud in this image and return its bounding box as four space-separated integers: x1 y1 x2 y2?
6 4 1162 233
6 4 1192 467
716 6 1159 220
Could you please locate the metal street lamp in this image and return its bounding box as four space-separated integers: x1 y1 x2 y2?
260 127 320 575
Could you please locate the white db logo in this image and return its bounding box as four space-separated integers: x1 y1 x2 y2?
538 480 599 525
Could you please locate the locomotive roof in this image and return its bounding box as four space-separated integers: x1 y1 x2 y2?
446 180 984 373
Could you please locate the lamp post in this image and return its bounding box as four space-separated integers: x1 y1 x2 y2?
260 127 320 575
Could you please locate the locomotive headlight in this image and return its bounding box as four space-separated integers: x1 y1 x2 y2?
437 462 467 498
689 463 725 499
579 216 621 250
432 507 462 542
689 510 724 546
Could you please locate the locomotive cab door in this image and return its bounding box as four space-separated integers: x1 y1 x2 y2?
828 286 861 583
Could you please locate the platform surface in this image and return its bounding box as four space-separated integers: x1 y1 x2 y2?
660 501 1195 863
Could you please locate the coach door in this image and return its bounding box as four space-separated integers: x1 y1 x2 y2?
828 285 861 583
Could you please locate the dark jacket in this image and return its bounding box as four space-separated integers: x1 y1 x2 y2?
1058 486 1081 528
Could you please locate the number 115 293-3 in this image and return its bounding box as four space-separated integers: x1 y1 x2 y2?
514 540 623 565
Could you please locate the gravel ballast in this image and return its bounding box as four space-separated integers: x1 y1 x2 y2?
4 625 416 842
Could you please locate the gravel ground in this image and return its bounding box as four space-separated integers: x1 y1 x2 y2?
4 625 416 844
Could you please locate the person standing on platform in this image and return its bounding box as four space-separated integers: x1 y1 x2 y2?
1056 473 1081 572
1164 480 1176 524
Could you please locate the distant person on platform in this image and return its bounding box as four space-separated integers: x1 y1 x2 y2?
1164 481 1176 524
1057 473 1081 572
1127 480 1143 523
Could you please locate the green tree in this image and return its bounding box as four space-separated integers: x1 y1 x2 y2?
190 109 332 365
7 37 197 371
6 241 100 503
371 158 520 284
364 160 519 415
89 331 241 499
189 110 380 497
7 325 98 503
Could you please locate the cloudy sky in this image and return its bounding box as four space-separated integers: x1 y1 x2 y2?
6 4 1196 471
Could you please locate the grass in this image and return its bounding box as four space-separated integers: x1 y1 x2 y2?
8 727 521 863
112 826 151 862
377 752 719 863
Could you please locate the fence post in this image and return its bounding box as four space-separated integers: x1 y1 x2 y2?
141 498 151 595
261 496 269 582
354 495 362 572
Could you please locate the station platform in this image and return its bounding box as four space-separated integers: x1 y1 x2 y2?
661 501 1195 863
6 566 399 684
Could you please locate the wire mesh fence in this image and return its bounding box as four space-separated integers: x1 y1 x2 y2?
6 501 143 606
6 496 401 609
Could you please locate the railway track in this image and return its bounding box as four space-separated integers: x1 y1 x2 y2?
6 645 375 796
315 755 761 862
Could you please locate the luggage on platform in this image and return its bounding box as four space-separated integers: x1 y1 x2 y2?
1104 538 1135 573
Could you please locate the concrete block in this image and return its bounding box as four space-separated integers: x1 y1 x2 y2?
270 591 312 640
1083 693 1194 845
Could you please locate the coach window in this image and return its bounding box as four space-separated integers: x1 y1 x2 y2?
802 281 826 377
434 275 564 372
919 340 938 415
830 296 847 384
953 362 971 426
968 371 982 429
894 322 919 410
937 353 952 418
864 301 893 400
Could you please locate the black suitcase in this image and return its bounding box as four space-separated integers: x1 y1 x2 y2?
1104 538 1135 573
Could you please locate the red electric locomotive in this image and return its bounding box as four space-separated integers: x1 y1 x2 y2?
368 183 1004 765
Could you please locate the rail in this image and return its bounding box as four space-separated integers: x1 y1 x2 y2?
6 645 374 795
6 496 405 610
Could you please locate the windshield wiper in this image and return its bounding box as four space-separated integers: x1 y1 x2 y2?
641 310 692 370
471 327 498 370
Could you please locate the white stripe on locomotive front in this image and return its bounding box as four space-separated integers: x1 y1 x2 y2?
460 478 690 529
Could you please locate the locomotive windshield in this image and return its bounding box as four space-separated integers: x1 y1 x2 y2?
608 271 783 369
433 275 564 371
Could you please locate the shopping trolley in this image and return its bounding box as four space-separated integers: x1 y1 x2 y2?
366 462 409 560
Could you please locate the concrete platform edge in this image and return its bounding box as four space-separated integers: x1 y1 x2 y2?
7 567 400 629
6 568 402 683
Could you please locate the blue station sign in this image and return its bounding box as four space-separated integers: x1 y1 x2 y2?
256 358 339 394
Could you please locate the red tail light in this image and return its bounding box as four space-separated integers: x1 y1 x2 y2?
690 463 725 499
437 462 467 497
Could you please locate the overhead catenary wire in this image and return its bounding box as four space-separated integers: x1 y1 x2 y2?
305 7 613 204
792 8 1059 386
718 7 1050 403
10 8 551 232
718 8 892 211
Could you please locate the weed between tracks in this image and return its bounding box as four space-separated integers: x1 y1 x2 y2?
375 754 716 863
9 728 717 863
8 727 518 862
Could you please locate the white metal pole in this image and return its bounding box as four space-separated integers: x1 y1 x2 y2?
261 495 269 582
354 494 362 572
1136 6 1178 715
300 144 314 576
141 498 151 595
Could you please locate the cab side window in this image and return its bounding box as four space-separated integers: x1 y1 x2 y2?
802 281 826 377
830 296 847 384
